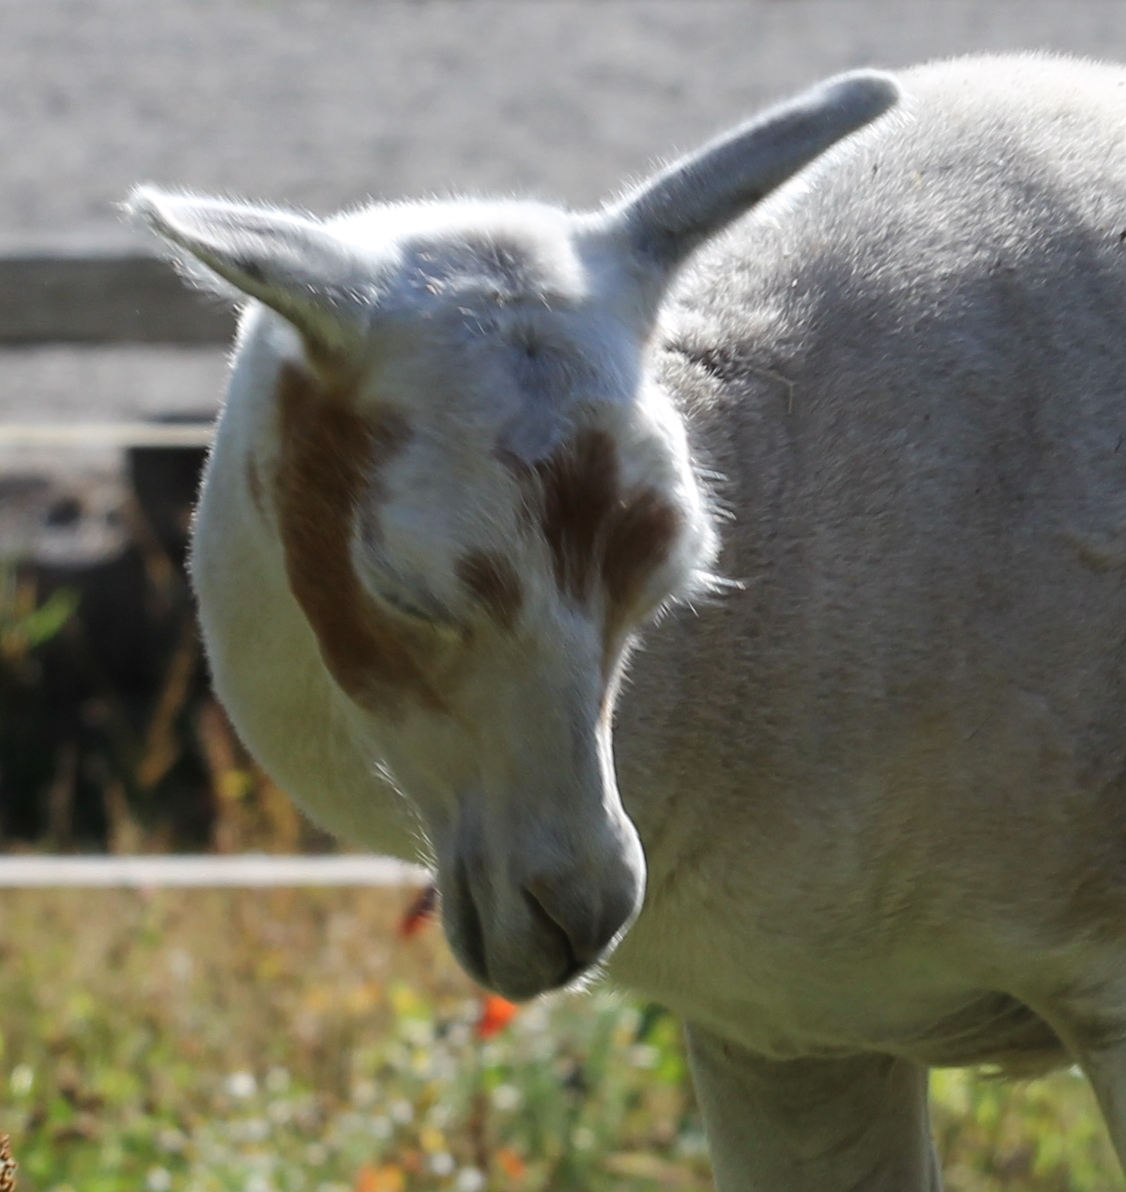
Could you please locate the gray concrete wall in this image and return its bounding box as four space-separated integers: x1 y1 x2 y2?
5 0 1126 425
6 2 1126 234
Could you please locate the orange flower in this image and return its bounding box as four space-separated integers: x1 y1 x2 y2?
398 885 438 938
354 1164 405 1192
476 994 518 1038
494 1146 528 1179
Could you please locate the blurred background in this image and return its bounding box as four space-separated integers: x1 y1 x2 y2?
3 3 1126 1190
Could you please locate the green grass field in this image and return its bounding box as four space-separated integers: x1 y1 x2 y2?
0 887 1120 1192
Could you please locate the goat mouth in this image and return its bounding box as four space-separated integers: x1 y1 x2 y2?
445 860 597 1000
450 853 490 988
521 886 586 988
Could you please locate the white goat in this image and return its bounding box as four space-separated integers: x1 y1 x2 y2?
132 52 1126 1190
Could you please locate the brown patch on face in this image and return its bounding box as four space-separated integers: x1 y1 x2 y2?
533 429 619 602
516 427 682 661
456 549 523 633
273 361 445 714
600 487 682 689
602 489 682 627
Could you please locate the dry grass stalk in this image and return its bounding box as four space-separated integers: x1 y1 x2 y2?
136 619 199 789
0 1132 17 1191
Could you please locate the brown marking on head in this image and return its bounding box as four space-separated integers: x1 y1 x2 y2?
514 428 683 682
273 361 446 715
456 549 524 633
533 429 619 602
600 487 681 688
602 489 682 629
245 456 268 522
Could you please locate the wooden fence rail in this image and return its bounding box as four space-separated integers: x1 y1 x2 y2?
0 240 235 345
0 244 397 877
1 241 224 448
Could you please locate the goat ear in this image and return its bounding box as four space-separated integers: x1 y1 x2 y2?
127 186 372 357
598 70 898 298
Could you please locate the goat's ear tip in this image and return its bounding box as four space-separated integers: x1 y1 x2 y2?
827 69 900 116
123 184 175 233
124 185 213 229
124 183 159 210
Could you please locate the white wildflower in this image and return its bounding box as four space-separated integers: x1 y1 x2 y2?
571 1126 596 1151
226 1071 257 1099
146 1168 172 1192
491 1083 522 1112
429 1152 455 1177
629 1044 660 1069
368 1115 393 1140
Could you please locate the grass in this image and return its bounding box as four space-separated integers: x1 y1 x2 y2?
0 888 1121 1192
0 887 707 1192
1 434 1123 1191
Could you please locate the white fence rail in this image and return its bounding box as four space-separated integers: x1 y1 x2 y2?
0 422 214 449
0 855 430 888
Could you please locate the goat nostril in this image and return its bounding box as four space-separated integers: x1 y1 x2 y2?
521 884 582 982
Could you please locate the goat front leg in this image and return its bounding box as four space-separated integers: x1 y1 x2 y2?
1056 1034 1126 1182
684 1024 942 1192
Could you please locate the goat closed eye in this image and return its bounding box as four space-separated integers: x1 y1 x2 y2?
367 575 464 641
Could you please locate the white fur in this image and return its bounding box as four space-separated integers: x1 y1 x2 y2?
128 54 1126 1189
